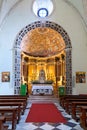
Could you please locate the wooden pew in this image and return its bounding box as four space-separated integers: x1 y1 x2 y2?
60 94 87 100
0 108 17 130
0 95 28 129
0 116 8 130
0 95 28 99
59 95 80 105
0 116 5 130
0 102 22 123
71 102 87 121
80 106 87 129
0 95 28 108
60 95 87 108
64 98 87 114
0 98 27 114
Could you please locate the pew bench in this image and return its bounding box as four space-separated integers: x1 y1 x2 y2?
0 116 8 130
71 102 87 121
80 106 87 129
0 98 27 114
0 108 17 130
0 102 22 123
60 95 87 107
0 95 28 100
64 99 87 114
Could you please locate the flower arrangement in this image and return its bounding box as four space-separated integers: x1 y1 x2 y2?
31 80 53 84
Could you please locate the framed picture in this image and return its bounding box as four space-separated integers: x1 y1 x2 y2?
76 72 86 83
2 72 10 82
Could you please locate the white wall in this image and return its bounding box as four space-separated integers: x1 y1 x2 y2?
68 0 85 16
0 0 87 95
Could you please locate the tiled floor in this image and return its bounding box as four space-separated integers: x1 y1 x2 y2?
7 97 84 130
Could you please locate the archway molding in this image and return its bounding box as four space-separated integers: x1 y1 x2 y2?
13 21 72 95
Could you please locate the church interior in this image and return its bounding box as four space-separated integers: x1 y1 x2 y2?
0 0 87 130
21 27 66 96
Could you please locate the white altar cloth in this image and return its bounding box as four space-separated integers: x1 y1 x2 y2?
32 84 53 95
32 84 53 91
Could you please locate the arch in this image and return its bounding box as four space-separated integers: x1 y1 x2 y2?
14 21 72 95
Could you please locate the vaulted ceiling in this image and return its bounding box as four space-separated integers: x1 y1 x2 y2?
0 0 86 58
21 27 65 57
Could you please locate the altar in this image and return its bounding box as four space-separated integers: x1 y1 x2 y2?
31 69 53 95
32 84 53 95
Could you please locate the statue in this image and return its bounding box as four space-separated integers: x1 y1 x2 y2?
39 69 46 83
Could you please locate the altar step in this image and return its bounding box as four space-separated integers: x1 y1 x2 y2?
28 95 59 103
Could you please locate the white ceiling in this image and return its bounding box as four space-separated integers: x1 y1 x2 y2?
0 0 87 28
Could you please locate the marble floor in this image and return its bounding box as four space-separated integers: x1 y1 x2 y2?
8 97 84 130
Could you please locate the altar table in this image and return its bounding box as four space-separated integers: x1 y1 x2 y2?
32 84 53 95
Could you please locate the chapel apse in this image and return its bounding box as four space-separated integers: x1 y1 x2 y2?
14 21 72 95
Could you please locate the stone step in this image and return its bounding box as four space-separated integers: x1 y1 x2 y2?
28 95 59 103
29 98 58 101
29 95 57 99
29 100 59 103
29 99 59 103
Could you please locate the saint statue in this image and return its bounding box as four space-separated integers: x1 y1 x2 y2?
39 69 46 83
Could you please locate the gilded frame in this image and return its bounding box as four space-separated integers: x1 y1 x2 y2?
76 72 86 83
2 72 10 82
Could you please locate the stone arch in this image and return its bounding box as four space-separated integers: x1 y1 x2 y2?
13 21 72 95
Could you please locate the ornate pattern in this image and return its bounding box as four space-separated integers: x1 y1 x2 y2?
14 21 72 94
21 27 65 57
65 48 72 94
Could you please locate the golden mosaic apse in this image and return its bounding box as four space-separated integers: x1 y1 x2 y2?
20 27 65 57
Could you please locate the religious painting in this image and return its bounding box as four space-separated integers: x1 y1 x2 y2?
2 72 10 82
76 72 86 83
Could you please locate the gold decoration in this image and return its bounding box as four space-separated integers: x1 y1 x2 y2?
21 27 65 57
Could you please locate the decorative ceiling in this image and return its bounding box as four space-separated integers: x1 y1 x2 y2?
20 27 65 57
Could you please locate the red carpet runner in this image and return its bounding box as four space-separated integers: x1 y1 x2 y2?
25 103 67 123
